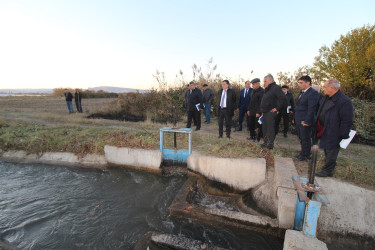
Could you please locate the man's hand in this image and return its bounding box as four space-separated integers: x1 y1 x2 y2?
247 111 250 116
270 108 277 113
301 121 310 127
237 108 240 112
256 113 260 118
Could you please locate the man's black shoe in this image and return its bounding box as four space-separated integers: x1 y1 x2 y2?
226 135 231 139
284 133 288 138
295 155 308 161
218 136 223 138
195 128 200 131
315 171 333 177
261 144 273 150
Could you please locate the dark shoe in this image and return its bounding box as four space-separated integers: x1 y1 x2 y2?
195 128 200 131
234 128 242 132
284 133 288 138
218 136 223 138
261 144 273 150
315 171 333 177
296 155 308 161
257 138 260 142
227 135 231 139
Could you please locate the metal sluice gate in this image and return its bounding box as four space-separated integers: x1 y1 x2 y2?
293 145 330 237
159 127 192 165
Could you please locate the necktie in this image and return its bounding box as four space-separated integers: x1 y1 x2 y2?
298 91 304 99
220 90 226 108
244 89 247 97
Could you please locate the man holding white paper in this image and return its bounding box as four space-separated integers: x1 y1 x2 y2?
315 79 354 177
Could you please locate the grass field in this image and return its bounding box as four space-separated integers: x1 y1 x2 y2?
0 95 374 190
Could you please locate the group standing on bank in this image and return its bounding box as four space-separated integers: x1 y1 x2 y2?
185 74 354 178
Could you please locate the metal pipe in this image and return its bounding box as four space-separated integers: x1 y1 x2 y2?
174 132 177 149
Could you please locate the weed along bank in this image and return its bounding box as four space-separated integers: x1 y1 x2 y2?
1 124 375 249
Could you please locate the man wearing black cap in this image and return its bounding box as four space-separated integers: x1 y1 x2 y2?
186 81 203 131
217 80 236 138
260 74 287 149
235 81 252 132
275 85 295 137
247 78 264 141
202 84 215 124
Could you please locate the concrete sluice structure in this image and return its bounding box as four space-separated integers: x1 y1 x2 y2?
2 145 375 249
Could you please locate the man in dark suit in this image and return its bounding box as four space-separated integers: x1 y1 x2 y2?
247 78 264 141
217 80 236 138
315 79 353 177
294 76 320 161
275 85 295 137
186 81 203 131
235 80 253 132
259 74 287 149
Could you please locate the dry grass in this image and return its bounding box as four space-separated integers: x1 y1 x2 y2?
0 96 374 189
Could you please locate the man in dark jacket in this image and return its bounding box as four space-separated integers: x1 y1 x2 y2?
235 80 253 132
259 74 287 149
64 89 74 113
315 79 353 177
202 84 215 124
217 80 236 138
186 81 203 131
294 76 321 161
247 78 264 141
275 85 295 137
74 89 83 113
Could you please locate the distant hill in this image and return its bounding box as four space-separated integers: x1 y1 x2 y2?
0 89 53 94
88 86 148 93
0 86 148 94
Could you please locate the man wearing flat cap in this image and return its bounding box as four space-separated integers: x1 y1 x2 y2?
247 78 264 141
186 81 203 131
202 84 215 124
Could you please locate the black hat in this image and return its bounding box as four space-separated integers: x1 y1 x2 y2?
250 78 260 84
189 81 195 85
203 84 208 87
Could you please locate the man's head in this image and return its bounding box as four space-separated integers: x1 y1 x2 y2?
189 81 195 90
203 83 208 90
323 79 340 97
250 78 260 90
245 81 251 89
281 85 289 94
222 80 230 90
312 84 321 92
263 74 274 88
65 89 69 93
297 75 312 91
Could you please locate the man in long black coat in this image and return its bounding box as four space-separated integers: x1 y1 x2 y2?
186 81 203 131
259 74 287 149
315 79 353 177
217 80 236 138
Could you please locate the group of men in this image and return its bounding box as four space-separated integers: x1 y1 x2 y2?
185 74 354 178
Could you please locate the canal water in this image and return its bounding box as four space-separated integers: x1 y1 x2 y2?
0 162 283 249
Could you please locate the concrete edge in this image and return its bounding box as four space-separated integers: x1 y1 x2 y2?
283 230 328 250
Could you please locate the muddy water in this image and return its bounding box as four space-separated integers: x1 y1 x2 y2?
0 162 282 249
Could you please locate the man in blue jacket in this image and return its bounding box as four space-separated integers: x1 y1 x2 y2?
294 76 320 161
235 80 253 132
315 79 353 177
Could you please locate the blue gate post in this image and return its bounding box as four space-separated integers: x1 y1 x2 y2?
303 200 322 237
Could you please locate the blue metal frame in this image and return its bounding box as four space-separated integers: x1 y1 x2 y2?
293 176 329 238
160 127 192 164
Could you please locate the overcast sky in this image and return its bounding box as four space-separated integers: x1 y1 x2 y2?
0 0 374 90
